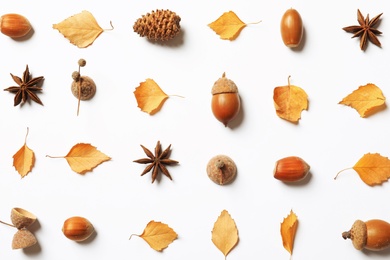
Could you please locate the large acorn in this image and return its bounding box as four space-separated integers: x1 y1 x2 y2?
133 9 181 41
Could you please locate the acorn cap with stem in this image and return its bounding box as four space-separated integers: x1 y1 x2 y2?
211 72 239 95
12 228 37 249
10 208 37 229
342 219 367 250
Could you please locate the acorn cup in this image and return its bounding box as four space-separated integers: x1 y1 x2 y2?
12 228 37 250
10 207 37 229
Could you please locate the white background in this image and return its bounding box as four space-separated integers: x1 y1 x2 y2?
0 0 389 259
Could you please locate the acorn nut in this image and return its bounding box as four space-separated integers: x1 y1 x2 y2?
12 228 37 249
280 8 303 48
0 14 32 38
207 155 237 185
62 216 94 242
342 219 390 251
273 156 310 182
10 207 37 229
211 73 241 127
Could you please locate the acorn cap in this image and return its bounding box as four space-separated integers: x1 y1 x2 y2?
211 73 239 95
342 219 367 250
11 208 37 229
206 155 237 185
12 228 37 249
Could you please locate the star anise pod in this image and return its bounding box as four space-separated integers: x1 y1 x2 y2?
4 65 44 106
343 9 383 51
134 141 179 183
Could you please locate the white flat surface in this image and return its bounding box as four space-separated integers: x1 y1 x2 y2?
0 0 390 259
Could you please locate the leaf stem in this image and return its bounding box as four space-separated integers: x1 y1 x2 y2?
334 167 353 180
0 220 15 228
24 127 29 144
247 20 262 25
169 94 185 98
129 234 138 240
104 21 114 31
46 155 65 159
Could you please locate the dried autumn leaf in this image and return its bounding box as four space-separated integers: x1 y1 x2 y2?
280 210 298 255
208 11 260 40
53 10 107 48
273 77 308 123
134 79 169 115
339 83 386 117
335 153 390 186
212 210 239 258
47 143 111 174
13 128 35 178
129 221 178 252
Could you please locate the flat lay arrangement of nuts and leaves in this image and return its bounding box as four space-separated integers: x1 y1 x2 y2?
1 1 390 259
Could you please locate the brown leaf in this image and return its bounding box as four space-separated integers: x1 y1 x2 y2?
47 143 111 174
134 79 169 115
339 83 386 117
130 221 178 252
335 153 390 186
280 209 298 255
212 210 239 258
273 77 308 123
13 128 35 178
53 10 104 48
208 11 260 40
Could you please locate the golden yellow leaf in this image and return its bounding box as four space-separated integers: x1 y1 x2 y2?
208 11 260 40
339 83 386 117
335 153 390 186
130 221 178 252
47 143 111 174
134 79 169 115
212 210 239 258
53 10 104 48
280 209 298 255
13 128 35 178
273 77 308 123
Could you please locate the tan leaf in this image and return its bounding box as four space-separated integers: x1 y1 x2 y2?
53 10 104 48
335 153 390 186
134 79 169 115
212 210 239 258
273 77 308 123
208 11 260 40
47 143 111 174
339 83 386 117
13 128 35 178
130 221 178 252
280 209 298 255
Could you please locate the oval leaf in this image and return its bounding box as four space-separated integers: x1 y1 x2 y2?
134 79 169 115
13 129 35 178
212 210 239 258
353 153 390 186
280 210 298 255
208 11 247 40
273 84 308 123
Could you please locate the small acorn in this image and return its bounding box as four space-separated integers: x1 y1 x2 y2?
273 156 310 182
0 14 31 38
62 216 94 242
207 155 237 185
342 219 390 251
12 228 37 249
10 207 37 229
280 8 303 48
71 59 96 115
211 73 241 127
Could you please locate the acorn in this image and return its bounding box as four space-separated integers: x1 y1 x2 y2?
12 228 37 249
273 156 310 182
10 207 37 230
207 155 237 185
342 219 390 251
0 13 31 38
62 216 94 242
211 73 241 127
280 8 303 48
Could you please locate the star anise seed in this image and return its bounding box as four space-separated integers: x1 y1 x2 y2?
134 141 179 183
4 65 45 106
343 9 383 51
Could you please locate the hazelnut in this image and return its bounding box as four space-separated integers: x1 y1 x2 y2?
273 156 310 182
207 155 237 185
62 216 94 242
0 14 31 38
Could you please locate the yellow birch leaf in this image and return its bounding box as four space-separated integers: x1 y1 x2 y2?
134 79 169 115
339 83 386 117
13 128 35 178
208 11 258 40
53 10 104 48
130 221 178 252
335 153 390 186
273 77 308 123
212 210 239 258
47 143 111 174
280 209 298 255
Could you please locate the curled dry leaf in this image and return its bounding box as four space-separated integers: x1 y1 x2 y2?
335 153 390 186
339 83 386 117
280 210 298 256
208 11 260 40
13 128 35 178
212 210 239 259
134 79 171 115
53 10 111 48
46 143 111 174
129 221 178 252
273 77 308 123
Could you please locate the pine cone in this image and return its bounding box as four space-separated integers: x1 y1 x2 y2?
133 9 181 41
